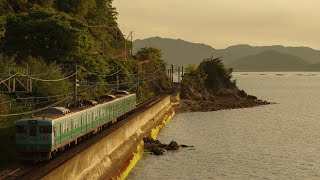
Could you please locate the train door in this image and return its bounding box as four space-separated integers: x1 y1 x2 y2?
82 114 85 134
86 112 91 133
70 119 73 139
59 122 62 145
110 104 113 119
92 111 95 129
105 105 111 122
54 123 60 146
29 125 37 145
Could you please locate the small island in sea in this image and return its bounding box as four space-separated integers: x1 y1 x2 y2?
177 57 270 113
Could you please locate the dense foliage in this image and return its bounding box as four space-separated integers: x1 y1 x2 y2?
0 1 170 168
3 7 95 62
181 57 236 98
199 57 236 92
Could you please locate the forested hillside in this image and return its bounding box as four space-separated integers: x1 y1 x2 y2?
0 1 170 167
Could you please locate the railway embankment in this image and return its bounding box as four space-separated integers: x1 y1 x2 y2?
38 95 175 180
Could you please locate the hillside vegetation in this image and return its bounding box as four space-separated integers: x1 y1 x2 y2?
0 1 170 118
0 1 170 168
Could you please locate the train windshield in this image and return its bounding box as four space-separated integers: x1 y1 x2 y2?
29 126 37 136
39 126 52 133
16 125 27 133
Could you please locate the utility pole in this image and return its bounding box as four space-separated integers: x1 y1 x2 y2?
130 31 133 58
178 66 181 82
171 64 174 89
73 63 78 102
26 63 32 93
137 67 140 99
26 64 29 92
182 66 184 78
116 65 119 91
8 67 11 92
124 35 127 60
124 31 133 60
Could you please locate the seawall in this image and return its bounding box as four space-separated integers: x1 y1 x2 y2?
42 95 174 180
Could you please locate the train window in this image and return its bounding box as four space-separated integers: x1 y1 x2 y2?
94 112 98 119
54 126 59 136
66 122 69 132
63 123 66 133
40 126 52 133
16 125 27 133
100 109 105 117
30 126 37 136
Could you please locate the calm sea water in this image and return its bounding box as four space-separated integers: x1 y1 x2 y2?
128 72 320 180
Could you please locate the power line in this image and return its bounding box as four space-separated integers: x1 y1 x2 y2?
26 70 80 82
0 85 94 106
0 97 70 117
81 67 121 77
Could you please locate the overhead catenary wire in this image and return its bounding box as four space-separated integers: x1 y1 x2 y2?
0 70 79 84
0 73 19 84
81 67 122 77
0 61 175 115
0 97 70 117
26 70 80 82
0 85 95 106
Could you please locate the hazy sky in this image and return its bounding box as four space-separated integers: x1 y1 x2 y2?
113 0 320 49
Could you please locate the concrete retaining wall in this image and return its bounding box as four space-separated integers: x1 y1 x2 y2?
43 95 173 180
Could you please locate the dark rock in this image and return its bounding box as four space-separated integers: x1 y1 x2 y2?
158 143 169 149
247 95 258 100
152 147 167 155
143 137 155 143
181 144 194 148
144 137 194 155
239 90 248 98
168 141 180 150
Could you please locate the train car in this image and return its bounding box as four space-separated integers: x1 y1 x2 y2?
16 93 136 161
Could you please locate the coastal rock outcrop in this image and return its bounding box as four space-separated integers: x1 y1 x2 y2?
178 57 271 113
143 137 192 156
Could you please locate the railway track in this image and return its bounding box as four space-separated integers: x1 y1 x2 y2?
1 168 22 179
1 95 165 180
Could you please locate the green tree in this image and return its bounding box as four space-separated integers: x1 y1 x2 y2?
2 6 98 65
199 57 235 91
135 47 162 61
55 0 96 17
94 0 117 26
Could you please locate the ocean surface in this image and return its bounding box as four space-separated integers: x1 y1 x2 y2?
128 72 320 180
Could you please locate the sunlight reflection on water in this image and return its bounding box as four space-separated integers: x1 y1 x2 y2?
129 72 320 179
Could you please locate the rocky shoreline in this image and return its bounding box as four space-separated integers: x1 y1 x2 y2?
143 137 194 155
175 96 271 113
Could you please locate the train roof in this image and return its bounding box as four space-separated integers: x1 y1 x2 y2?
16 93 136 123
16 116 53 125
39 107 71 115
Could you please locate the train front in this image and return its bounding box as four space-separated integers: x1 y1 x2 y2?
16 117 53 161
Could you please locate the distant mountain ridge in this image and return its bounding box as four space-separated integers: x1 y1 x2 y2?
133 37 216 66
231 50 308 71
133 37 320 71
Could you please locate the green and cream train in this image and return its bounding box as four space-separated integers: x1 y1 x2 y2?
15 91 136 161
